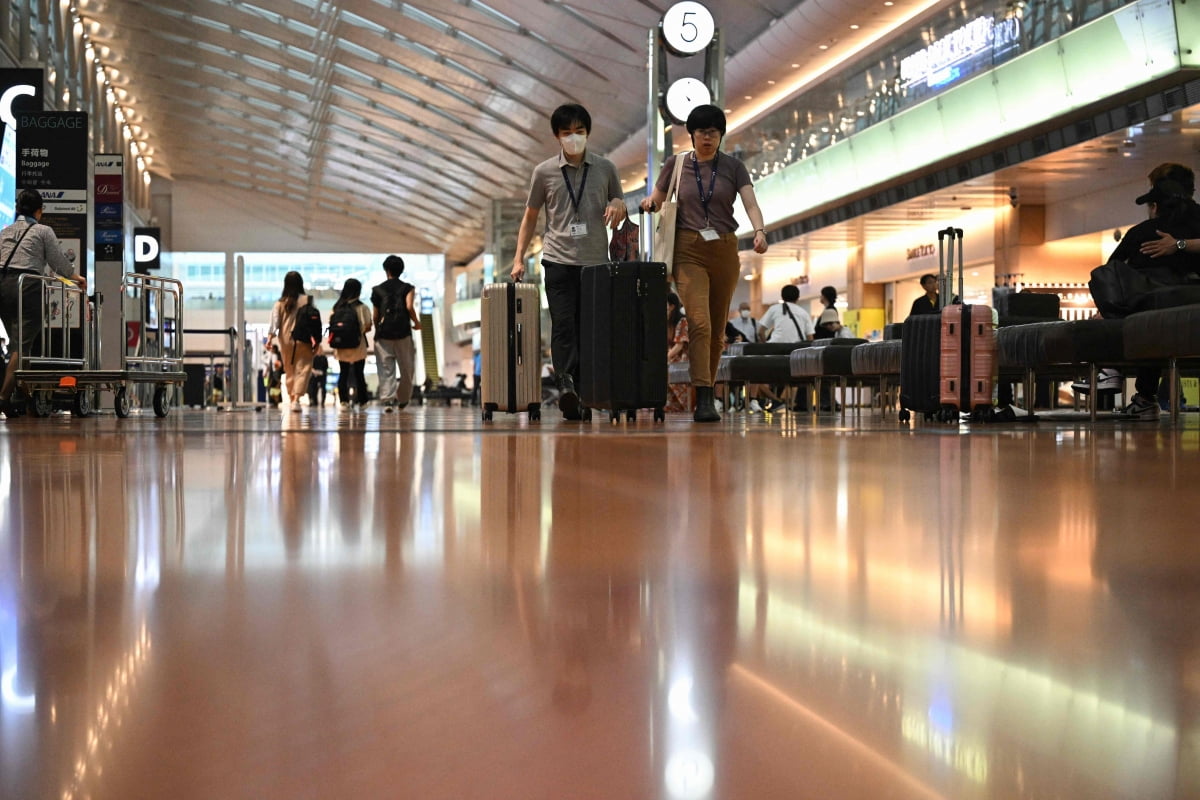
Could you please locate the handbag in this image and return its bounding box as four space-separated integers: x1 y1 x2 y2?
1088 259 1175 318
652 152 688 278
609 213 640 262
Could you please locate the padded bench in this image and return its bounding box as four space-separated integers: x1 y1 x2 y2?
850 340 903 414
724 342 816 413
789 339 869 416
995 319 1131 419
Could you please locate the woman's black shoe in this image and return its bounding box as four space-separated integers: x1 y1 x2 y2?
693 386 721 423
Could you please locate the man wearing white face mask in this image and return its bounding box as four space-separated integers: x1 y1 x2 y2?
512 103 626 420
725 301 758 344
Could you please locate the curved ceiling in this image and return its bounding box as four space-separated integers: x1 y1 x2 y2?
74 0 805 262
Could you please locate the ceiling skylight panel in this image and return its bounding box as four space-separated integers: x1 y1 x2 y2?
397 4 453 36
242 53 287 73
341 10 389 37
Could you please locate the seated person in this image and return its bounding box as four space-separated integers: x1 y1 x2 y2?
1111 173 1200 418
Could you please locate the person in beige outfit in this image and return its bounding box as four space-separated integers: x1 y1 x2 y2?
268 270 317 412
330 278 373 409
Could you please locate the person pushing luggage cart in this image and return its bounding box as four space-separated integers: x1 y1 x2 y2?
511 103 626 421
0 188 88 418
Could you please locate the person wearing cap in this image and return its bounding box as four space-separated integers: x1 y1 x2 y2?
0 188 86 418
1138 162 1199 259
1107 171 1200 417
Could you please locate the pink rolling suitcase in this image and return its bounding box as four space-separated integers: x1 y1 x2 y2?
938 228 996 420
480 281 541 422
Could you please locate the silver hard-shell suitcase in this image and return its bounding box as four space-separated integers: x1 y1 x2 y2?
481 281 541 421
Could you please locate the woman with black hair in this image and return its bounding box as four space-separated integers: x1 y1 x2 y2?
330 278 373 409
641 105 769 422
268 270 316 412
0 188 85 417
665 292 693 412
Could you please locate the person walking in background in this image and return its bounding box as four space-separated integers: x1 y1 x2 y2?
309 350 329 408
665 292 693 413
268 270 317 413
640 104 769 423
512 103 626 420
0 188 87 418
371 255 421 411
330 278 373 410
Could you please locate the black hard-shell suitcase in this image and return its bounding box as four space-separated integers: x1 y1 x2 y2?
899 314 941 419
900 227 958 422
579 261 668 423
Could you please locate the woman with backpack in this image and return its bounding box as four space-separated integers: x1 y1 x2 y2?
329 278 373 410
268 270 319 413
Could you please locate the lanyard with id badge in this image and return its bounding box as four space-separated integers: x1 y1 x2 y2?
561 163 590 239
693 152 721 242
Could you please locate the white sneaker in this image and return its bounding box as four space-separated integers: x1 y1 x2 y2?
1072 368 1122 393
749 399 763 413
713 397 723 413
291 400 301 413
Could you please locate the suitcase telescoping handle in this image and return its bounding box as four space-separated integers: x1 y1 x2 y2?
936 227 964 308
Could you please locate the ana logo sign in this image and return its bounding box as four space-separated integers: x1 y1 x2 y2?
96 158 120 168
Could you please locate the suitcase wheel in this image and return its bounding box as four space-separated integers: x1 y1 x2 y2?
653 407 665 423
582 407 592 422
482 407 494 422
626 409 636 422
898 408 911 424
530 408 541 422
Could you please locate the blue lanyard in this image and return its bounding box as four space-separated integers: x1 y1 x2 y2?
692 151 719 226
561 163 590 219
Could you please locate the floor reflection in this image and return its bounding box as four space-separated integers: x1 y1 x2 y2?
0 413 1199 798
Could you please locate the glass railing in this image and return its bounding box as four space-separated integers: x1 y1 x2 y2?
726 0 1136 183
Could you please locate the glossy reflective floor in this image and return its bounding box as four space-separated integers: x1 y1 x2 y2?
2 404 1200 799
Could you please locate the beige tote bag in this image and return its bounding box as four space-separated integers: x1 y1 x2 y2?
653 152 688 278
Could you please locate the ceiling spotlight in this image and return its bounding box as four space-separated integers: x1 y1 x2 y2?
791 63 800 68
850 24 860 29
819 44 829 50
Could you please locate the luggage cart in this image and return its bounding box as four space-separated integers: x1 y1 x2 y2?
14 273 187 418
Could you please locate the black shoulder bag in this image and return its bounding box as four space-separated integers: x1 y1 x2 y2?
781 302 805 339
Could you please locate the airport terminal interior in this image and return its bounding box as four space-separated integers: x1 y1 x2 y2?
3 0 1200 798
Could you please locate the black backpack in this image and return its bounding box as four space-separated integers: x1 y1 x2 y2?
291 297 322 346
328 302 363 349
376 281 412 339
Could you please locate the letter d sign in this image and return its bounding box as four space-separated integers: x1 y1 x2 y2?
133 227 161 271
